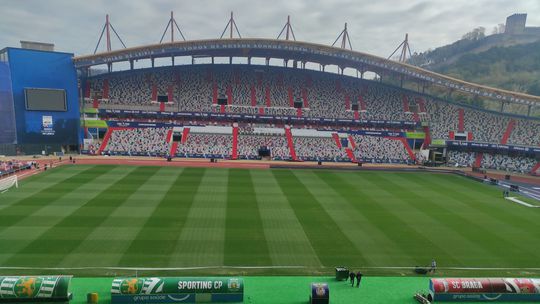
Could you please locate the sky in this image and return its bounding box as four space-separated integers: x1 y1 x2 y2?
1 0 539 58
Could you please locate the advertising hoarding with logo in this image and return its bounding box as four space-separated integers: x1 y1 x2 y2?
111 277 243 303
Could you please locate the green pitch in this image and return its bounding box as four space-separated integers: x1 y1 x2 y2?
1 165 539 277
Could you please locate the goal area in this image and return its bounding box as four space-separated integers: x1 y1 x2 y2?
0 175 18 193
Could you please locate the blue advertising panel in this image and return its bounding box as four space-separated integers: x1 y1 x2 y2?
7 48 79 145
0 61 17 144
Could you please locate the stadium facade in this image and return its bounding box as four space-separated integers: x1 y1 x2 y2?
0 14 539 175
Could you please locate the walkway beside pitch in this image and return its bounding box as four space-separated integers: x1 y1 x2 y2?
69 276 430 304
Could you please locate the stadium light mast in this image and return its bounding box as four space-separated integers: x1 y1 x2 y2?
388 33 412 63
159 11 187 43
159 11 187 66
93 14 127 72
220 11 242 39
277 15 296 41
332 23 353 50
93 14 127 54
331 23 353 74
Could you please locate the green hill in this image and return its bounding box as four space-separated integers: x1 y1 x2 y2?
434 40 540 97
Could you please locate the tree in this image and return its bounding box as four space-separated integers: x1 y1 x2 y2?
491 23 506 35
462 27 486 40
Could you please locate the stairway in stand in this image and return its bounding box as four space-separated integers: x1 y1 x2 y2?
284 127 297 161
531 162 540 175
399 138 416 162
458 109 465 132
170 142 179 157
181 128 190 143
474 152 483 168
231 124 239 160
500 119 515 144
345 148 357 163
422 126 431 148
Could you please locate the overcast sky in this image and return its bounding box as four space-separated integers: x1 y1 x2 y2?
1 0 539 57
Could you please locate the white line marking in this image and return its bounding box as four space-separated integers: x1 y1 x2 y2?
505 197 540 208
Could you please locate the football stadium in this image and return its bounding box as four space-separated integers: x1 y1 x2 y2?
1 5 540 304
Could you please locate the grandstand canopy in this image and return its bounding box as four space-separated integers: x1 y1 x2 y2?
73 38 540 107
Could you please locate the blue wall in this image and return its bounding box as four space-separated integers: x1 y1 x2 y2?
0 61 17 144
7 48 79 145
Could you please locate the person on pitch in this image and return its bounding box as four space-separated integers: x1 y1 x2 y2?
349 271 355 287
356 271 363 288
431 259 437 273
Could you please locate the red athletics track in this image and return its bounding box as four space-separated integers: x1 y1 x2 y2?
5 156 540 186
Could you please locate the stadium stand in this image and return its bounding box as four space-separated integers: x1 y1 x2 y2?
104 128 170 155
293 136 348 161
446 150 537 173
351 135 411 163
88 65 540 147
85 64 540 170
446 150 477 167
177 133 233 158
237 134 290 160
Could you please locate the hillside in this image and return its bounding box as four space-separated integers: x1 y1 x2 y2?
434 40 540 96
409 35 540 114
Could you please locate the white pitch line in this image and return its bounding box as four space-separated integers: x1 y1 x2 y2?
505 197 540 208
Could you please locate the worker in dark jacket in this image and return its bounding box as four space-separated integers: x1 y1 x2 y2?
356 272 363 287
349 271 355 287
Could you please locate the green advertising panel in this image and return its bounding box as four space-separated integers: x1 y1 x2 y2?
81 120 108 128
0 276 71 301
431 139 447 146
83 108 99 114
111 277 243 303
405 132 425 139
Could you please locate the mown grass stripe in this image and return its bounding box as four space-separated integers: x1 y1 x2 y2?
349 172 463 265
364 174 508 266
0 166 96 211
224 169 272 266
272 169 365 267
0 166 124 265
0 166 107 229
403 173 540 264
250 169 322 268
4 166 160 267
118 167 205 267
59 167 184 267
312 171 420 266
424 174 540 231
168 168 228 267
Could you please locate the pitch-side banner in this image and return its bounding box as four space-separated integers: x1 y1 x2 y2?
111 277 243 303
430 278 540 302
0 276 71 300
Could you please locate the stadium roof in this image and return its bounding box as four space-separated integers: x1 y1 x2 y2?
73 38 540 107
